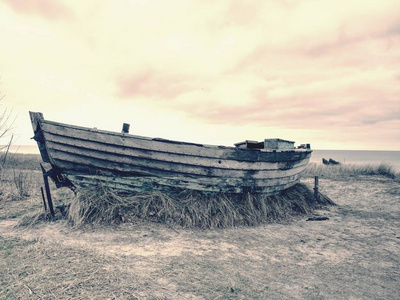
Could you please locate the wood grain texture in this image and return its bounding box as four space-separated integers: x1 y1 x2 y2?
67 174 303 194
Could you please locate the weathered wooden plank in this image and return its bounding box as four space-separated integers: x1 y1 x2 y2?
46 144 309 179
51 156 305 189
43 133 309 171
44 139 309 175
68 174 303 194
40 121 311 162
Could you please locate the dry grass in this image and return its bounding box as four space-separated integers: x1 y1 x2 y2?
0 153 71 222
0 236 143 300
0 153 42 171
0 169 41 202
0 153 42 203
2 156 399 299
67 183 335 229
305 162 398 179
2 175 399 299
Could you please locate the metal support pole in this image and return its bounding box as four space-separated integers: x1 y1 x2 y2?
40 164 55 218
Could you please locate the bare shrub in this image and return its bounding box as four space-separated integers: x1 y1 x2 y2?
0 86 14 158
12 169 32 199
0 169 39 201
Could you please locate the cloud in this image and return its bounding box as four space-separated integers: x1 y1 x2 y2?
116 68 398 132
387 21 400 36
2 0 399 150
217 0 263 28
100 0 400 145
116 70 196 99
1 0 73 21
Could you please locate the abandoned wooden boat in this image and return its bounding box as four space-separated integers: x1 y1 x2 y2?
30 112 312 195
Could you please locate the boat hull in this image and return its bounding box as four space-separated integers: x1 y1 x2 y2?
30 112 312 194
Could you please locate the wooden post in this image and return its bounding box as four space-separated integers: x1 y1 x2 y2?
314 176 319 203
40 187 47 211
40 164 55 218
122 123 130 133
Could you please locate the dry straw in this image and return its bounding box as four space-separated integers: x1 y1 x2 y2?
67 183 335 229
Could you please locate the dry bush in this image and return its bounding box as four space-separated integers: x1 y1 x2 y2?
12 169 32 199
67 183 335 229
0 154 42 205
0 169 40 202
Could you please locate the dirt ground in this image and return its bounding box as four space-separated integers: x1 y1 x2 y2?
1 175 399 299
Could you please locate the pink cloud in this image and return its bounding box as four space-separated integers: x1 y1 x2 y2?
388 21 400 36
172 81 399 131
1 0 73 21
218 0 260 28
116 70 195 99
115 64 399 131
230 13 400 74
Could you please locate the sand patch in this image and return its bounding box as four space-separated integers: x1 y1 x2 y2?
1 175 399 299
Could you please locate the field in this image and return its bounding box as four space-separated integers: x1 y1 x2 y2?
0 154 399 299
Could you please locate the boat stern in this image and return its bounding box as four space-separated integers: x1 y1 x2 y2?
29 111 51 163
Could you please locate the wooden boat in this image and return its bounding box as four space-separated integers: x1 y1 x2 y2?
30 112 312 195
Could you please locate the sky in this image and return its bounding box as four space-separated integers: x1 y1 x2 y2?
0 0 399 151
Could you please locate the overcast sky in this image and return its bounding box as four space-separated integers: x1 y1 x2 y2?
1 0 399 150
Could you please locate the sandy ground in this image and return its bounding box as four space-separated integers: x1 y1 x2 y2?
1 175 399 299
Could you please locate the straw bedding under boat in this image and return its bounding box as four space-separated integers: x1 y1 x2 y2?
65 183 335 228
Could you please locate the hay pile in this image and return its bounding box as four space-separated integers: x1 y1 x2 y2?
67 183 335 229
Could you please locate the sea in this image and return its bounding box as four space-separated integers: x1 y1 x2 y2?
3 146 400 172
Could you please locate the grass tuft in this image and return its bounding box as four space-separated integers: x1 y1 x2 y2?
67 183 334 229
18 211 55 227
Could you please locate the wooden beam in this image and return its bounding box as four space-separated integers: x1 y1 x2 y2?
40 164 55 218
40 187 47 211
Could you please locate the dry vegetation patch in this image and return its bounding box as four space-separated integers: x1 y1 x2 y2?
66 182 334 229
2 173 399 300
0 235 146 299
305 162 399 179
1 154 399 299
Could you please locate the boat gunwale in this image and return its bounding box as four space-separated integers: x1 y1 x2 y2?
40 119 312 154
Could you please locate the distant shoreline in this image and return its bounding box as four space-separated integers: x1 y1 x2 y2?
1 145 40 155
2 145 399 171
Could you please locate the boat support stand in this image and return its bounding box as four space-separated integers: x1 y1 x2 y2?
40 164 55 218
